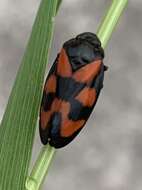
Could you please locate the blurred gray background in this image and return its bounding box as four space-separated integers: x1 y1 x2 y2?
0 0 142 189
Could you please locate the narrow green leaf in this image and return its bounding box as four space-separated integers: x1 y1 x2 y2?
56 0 63 14
0 0 58 189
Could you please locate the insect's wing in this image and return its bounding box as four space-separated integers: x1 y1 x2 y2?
56 48 72 78
39 49 73 145
39 57 58 145
49 59 106 148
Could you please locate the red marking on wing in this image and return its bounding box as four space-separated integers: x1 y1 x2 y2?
40 98 71 130
44 75 56 93
61 119 85 137
41 96 86 136
51 98 62 112
73 59 102 83
60 101 70 119
75 87 97 107
58 100 86 137
57 48 72 77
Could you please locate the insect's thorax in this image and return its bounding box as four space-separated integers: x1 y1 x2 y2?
65 43 96 72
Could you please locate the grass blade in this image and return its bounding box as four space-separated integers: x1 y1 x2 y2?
56 0 63 14
0 0 58 189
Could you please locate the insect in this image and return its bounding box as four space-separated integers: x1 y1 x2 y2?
39 32 107 148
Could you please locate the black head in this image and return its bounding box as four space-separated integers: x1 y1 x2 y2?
63 32 104 71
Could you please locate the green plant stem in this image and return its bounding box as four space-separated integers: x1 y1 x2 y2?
26 0 128 190
97 0 128 48
26 145 56 190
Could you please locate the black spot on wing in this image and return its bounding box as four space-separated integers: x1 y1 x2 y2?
39 112 62 146
68 99 82 120
50 112 62 137
39 122 51 145
56 76 85 100
69 99 93 120
79 106 93 120
41 91 46 106
49 127 83 149
41 92 55 111
91 64 105 96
